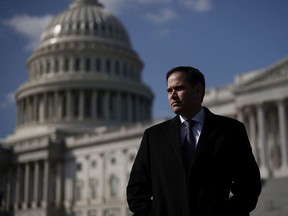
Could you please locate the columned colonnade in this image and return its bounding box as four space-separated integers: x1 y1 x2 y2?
237 98 288 178
0 160 64 212
17 89 151 127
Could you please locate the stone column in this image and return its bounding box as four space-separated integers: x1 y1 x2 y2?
127 94 132 122
23 163 30 209
42 92 47 121
64 160 73 209
54 91 59 121
41 160 49 207
32 161 39 208
66 90 72 121
14 166 20 210
5 169 11 210
104 91 110 122
79 90 84 120
248 108 257 161
84 156 90 204
277 99 288 174
236 106 244 123
55 162 63 207
116 92 122 122
256 104 269 178
33 95 37 123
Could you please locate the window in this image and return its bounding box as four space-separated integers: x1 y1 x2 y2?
84 91 92 118
63 57 69 72
115 61 120 75
76 163 82 172
95 58 101 72
72 91 80 118
85 58 91 72
106 59 111 73
89 179 98 200
74 58 80 72
97 91 104 118
54 58 59 72
91 160 97 168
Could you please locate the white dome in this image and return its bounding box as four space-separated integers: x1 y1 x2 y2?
40 0 131 48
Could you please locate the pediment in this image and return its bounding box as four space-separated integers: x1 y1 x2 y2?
234 57 288 92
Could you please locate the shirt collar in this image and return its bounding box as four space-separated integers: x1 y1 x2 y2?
180 107 205 124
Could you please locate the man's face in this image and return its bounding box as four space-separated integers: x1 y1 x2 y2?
167 71 202 118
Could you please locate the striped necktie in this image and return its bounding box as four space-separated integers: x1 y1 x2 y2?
182 119 196 172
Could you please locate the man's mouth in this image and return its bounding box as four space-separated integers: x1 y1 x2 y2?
171 102 181 107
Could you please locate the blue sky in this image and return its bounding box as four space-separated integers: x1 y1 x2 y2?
0 0 288 138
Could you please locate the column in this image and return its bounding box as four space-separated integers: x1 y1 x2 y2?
54 91 59 121
79 90 84 120
127 94 132 122
248 108 258 161
55 162 63 207
104 91 110 122
5 169 11 210
41 160 49 207
23 163 30 209
66 90 72 121
32 162 39 208
33 95 37 123
256 104 269 178
84 157 90 204
116 92 122 122
14 166 20 209
236 106 244 123
64 160 73 209
134 96 139 122
277 99 288 173
42 92 47 122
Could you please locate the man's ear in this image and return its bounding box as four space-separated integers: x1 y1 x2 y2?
195 83 204 98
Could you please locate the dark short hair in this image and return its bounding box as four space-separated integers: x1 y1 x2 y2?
166 66 206 101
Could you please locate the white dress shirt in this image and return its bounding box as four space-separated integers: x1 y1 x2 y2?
179 107 205 147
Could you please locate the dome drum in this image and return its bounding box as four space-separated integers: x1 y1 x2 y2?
15 0 154 133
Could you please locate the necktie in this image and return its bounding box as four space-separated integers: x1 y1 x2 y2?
182 120 196 172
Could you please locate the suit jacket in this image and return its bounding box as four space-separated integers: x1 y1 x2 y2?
127 107 261 216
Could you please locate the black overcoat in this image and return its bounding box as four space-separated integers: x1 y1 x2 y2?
127 107 261 216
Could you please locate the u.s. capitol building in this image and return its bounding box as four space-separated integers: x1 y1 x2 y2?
0 0 288 216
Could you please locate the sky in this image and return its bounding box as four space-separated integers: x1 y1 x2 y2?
0 0 287 139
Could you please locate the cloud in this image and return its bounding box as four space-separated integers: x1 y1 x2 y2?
178 0 212 12
0 92 15 109
103 0 130 14
145 8 177 24
3 14 53 50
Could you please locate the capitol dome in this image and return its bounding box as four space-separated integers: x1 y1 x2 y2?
15 0 153 134
40 0 131 48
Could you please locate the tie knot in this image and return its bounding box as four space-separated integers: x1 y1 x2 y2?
183 119 195 128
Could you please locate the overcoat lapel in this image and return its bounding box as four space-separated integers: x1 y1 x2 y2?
165 116 183 164
190 108 218 168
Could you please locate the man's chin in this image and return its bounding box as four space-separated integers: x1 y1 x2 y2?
172 106 183 115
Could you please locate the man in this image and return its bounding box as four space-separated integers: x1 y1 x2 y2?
127 66 261 216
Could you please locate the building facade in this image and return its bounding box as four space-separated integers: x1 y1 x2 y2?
1 0 288 215
0 0 154 215
203 56 288 179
